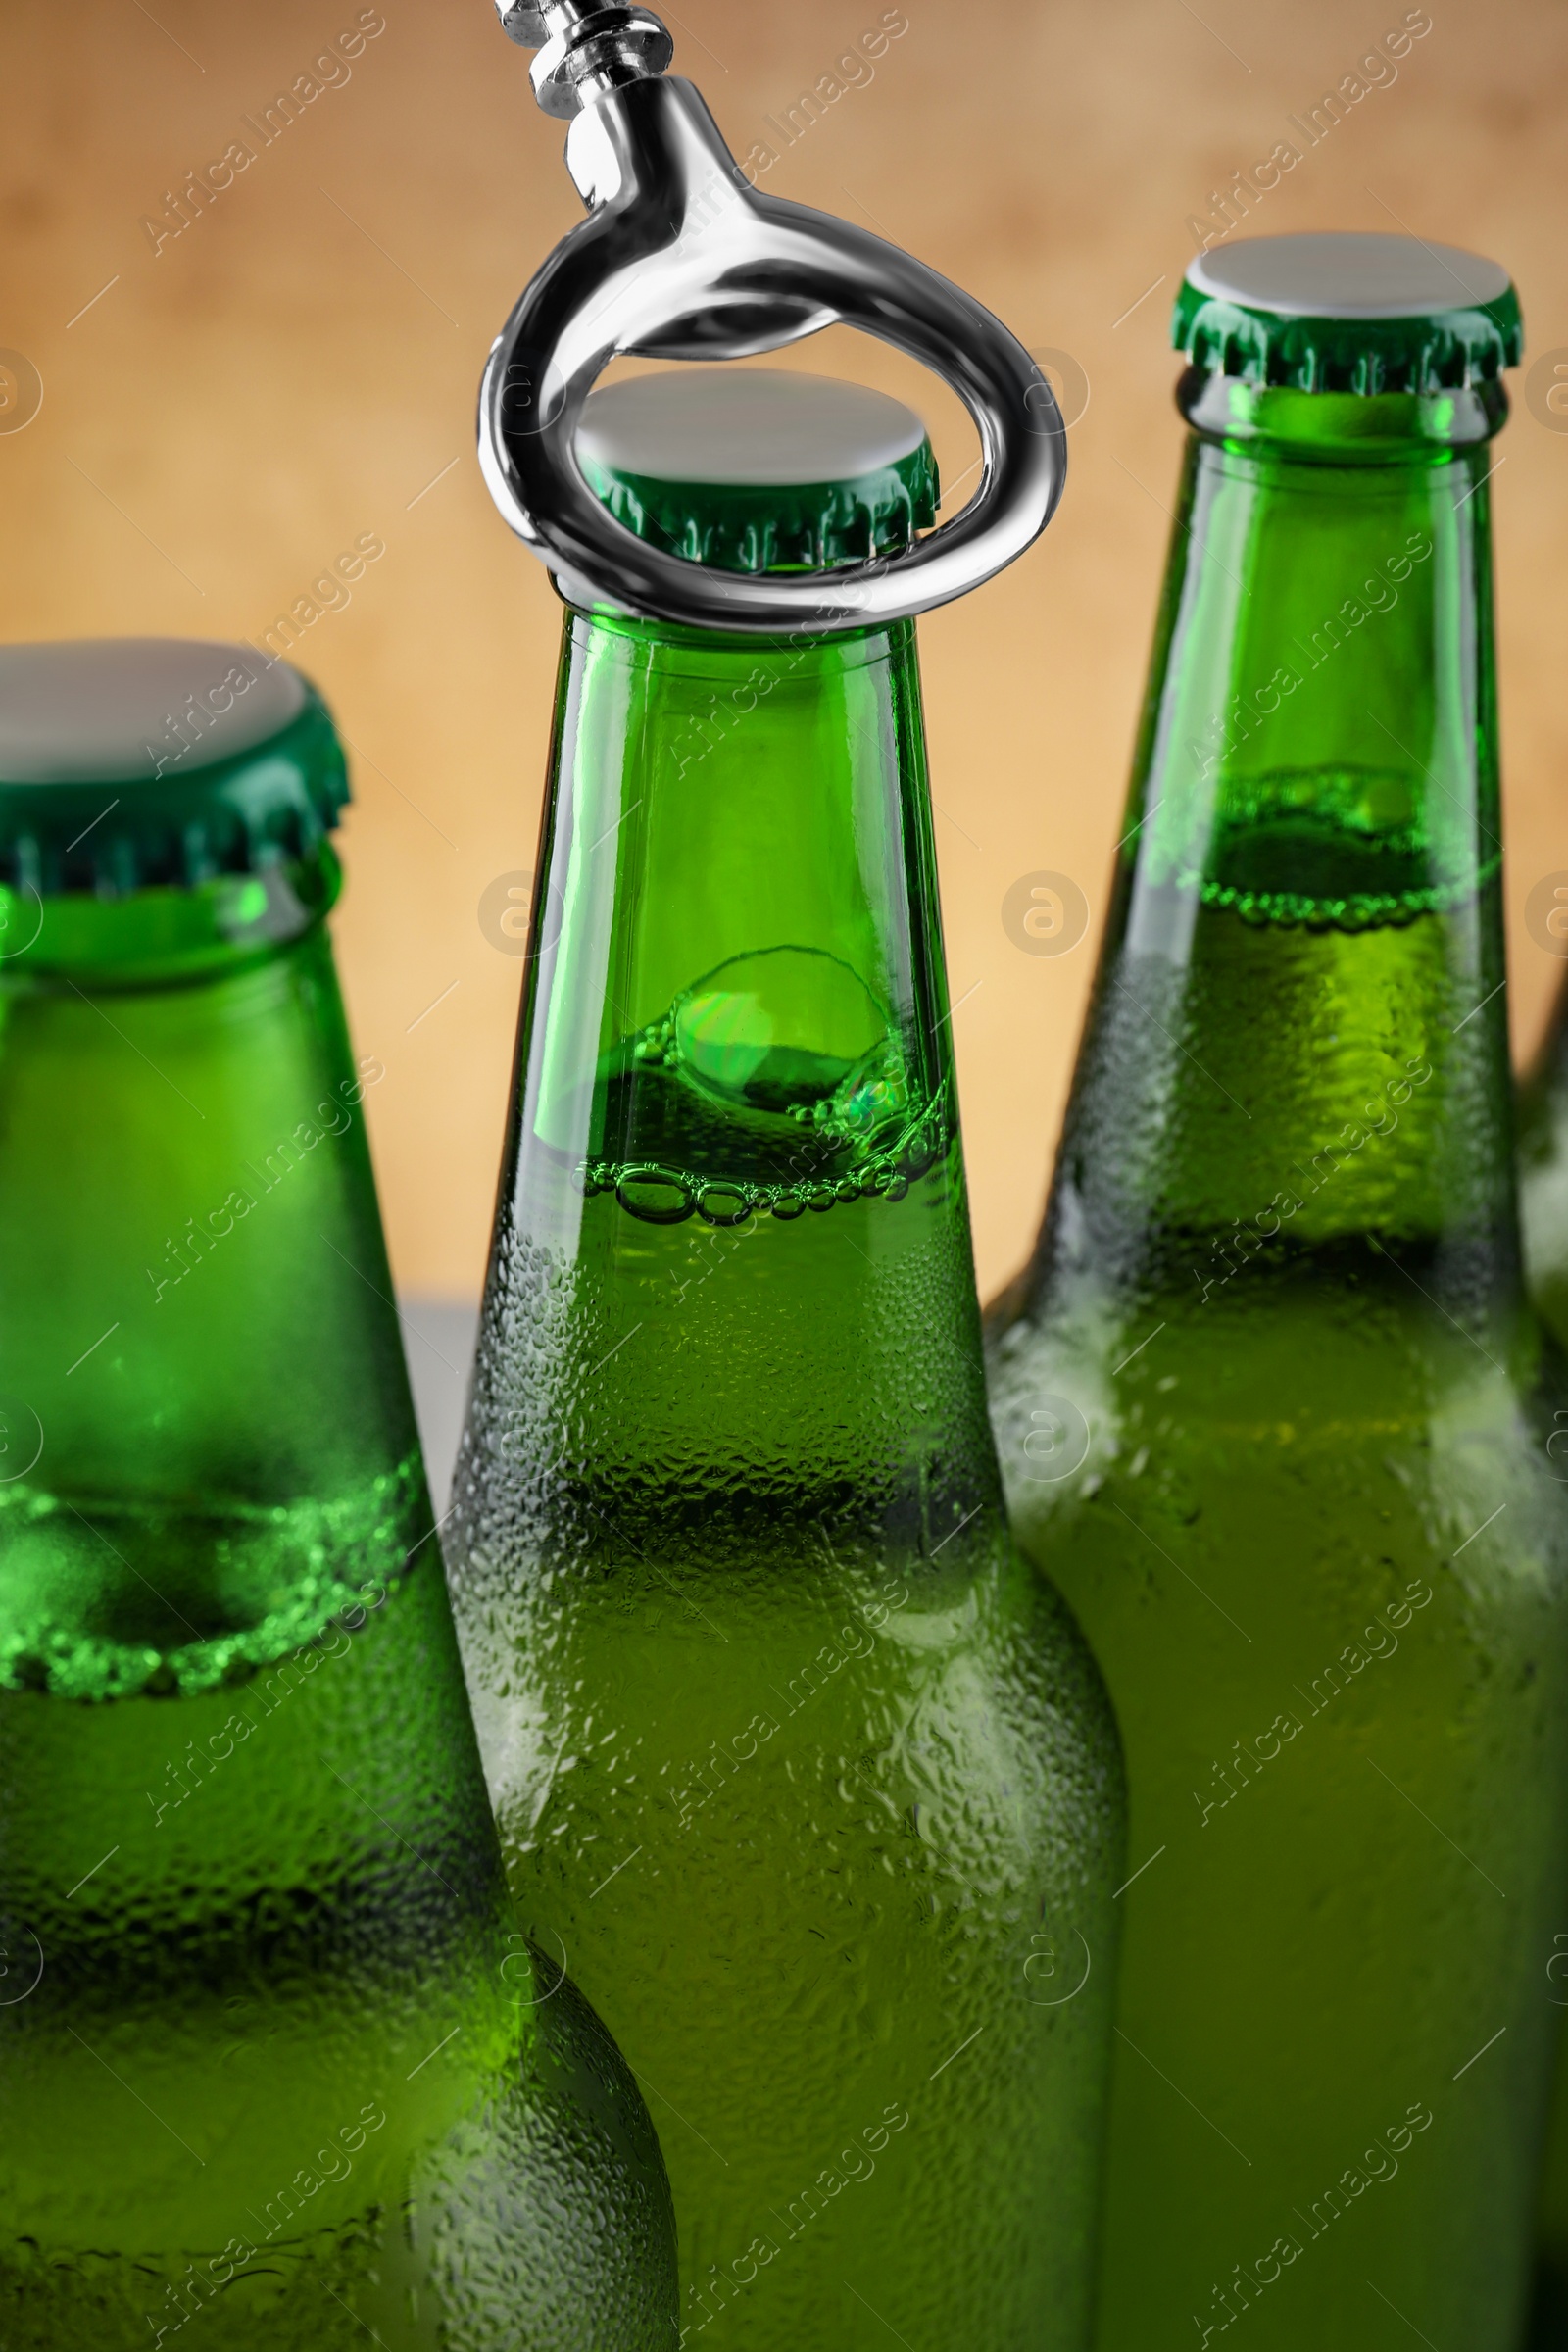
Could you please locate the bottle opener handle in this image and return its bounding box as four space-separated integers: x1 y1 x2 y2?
478 1 1066 634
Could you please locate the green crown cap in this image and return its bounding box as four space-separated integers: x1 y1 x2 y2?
574 368 940 580
0 640 349 897
1172 231 1522 395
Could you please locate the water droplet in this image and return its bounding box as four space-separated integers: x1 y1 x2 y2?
903 1132 939 1180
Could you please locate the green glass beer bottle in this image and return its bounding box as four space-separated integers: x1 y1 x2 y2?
448 369 1124 2352
0 640 676 2350
986 235 1568 2351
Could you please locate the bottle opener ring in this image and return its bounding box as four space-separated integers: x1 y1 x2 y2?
478 0 1066 634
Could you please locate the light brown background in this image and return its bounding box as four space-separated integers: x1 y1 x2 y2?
3 0 1567 1303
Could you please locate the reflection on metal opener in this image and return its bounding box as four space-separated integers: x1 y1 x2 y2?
477 0 1066 632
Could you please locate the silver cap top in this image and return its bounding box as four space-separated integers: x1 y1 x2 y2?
576 368 928 488
1185 231 1511 321
0 640 305 784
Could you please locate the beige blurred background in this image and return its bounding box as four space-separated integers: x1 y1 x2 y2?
3 0 1567 1312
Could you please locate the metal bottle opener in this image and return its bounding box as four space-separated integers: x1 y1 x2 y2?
478 0 1065 632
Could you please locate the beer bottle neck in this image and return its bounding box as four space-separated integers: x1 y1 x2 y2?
466 604 996 1545
1041 377 1517 1318
0 848 422 1695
